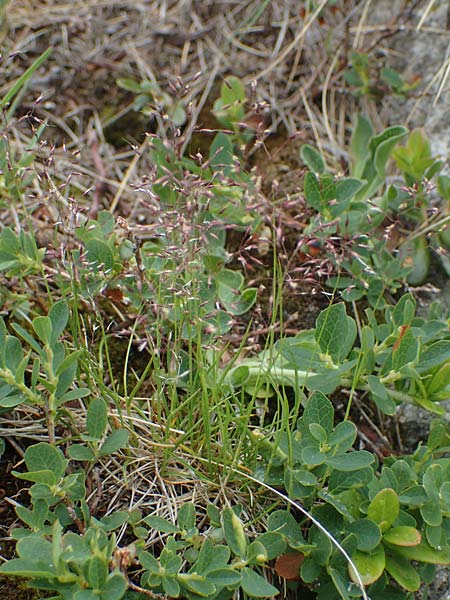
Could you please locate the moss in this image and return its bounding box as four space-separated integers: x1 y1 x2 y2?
0 577 52 599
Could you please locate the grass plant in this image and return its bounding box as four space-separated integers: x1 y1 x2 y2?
1 2 450 600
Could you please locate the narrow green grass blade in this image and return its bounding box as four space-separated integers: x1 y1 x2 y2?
1 47 53 109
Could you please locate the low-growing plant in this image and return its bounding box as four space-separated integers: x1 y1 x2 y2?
213 76 247 132
224 292 450 417
0 47 51 208
250 395 450 599
344 51 420 101
391 130 450 283
68 206 257 342
3 407 450 599
0 168 259 345
1 440 288 599
0 225 45 277
300 116 449 304
116 76 187 127
0 300 88 443
212 76 257 148
138 503 285 599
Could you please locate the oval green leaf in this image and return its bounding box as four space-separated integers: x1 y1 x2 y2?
367 488 399 532
348 547 385 586
347 519 382 552
383 526 421 547
300 144 326 174
385 554 420 592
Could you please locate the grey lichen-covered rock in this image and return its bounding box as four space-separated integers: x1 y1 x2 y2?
370 1 450 167
424 565 450 600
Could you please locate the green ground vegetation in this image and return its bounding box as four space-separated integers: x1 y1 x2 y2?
1 2 450 600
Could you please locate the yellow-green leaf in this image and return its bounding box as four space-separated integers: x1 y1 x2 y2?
348 547 385 585
383 526 421 547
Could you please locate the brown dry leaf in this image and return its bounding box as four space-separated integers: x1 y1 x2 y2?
274 552 305 581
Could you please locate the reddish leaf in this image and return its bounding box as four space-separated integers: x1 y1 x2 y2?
104 288 124 305
275 553 304 581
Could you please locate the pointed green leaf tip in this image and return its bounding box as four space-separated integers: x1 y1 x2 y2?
300 144 326 174
241 567 279 597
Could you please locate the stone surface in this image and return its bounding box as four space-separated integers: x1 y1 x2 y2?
372 1 450 167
